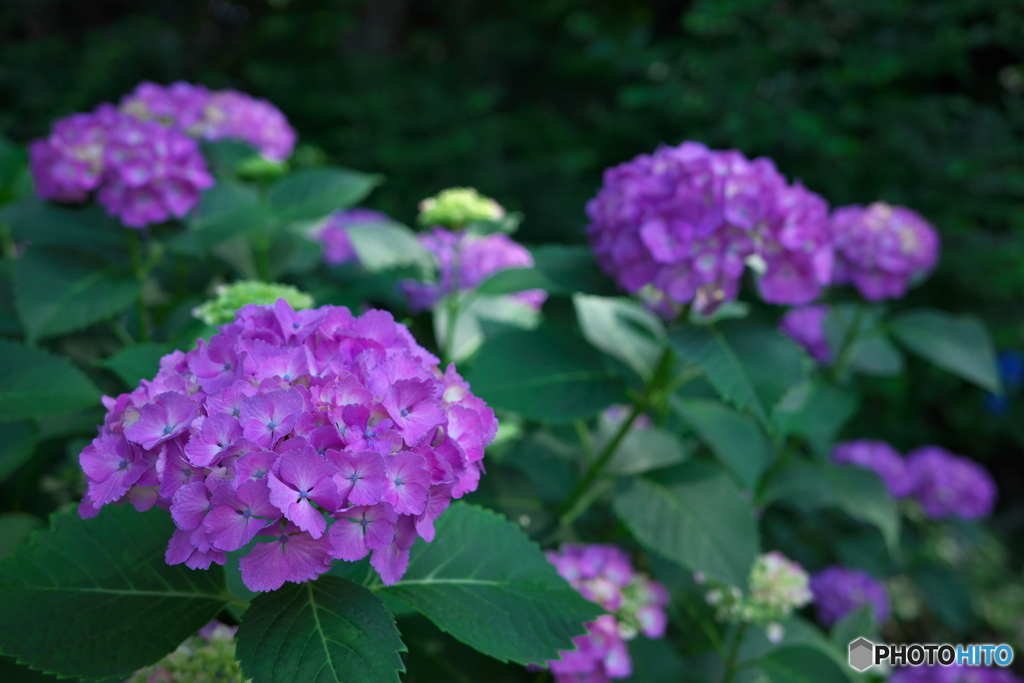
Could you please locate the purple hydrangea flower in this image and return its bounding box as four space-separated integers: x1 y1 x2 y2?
891 666 1023 683
29 105 120 202
830 202 940 301
809 566 889 626
779 305 831 364
904 446 997 520
543 544 669 682
401 227 547 313
585 142 833 317
78 300 497 591
317 208 392 266
832 440 913 498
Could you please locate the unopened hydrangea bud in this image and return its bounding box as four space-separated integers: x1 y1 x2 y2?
810 566 890 626
832 440 913 498
746 551 813 623
127 621 243 683
417 187 505 228
779 305 831 364
193 282 314 326
830 201 939 301
904 446 996 520
316 208 392 266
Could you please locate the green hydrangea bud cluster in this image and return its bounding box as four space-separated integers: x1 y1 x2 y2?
417 187 505 228
700 551 812 642
127 623 246 683
193 280 314 326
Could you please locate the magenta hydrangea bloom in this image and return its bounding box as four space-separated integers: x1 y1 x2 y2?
317 208 392 266
29 105 120 202
77 300 497 591
585 142 833 317
904 446 997 520
543 544 669 682
809 566 889 626
832 440 913 498
779 305 831 364
401 227 547 313
830 202 940 301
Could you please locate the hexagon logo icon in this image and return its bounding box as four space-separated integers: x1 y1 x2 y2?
848 637 874 672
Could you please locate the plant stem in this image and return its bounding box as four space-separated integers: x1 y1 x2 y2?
126 229 151 342
440 240 464 366
557 347 674 526
721 621 748 683
254 236 272 282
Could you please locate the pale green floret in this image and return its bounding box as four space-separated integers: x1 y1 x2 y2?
194 280 314 326
417 187 505 228
700 551 812 635
127 624 247 683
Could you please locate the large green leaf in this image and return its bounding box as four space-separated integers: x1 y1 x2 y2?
911 566 977 634
672 397 772 490
0 506 229 679
0 198 125 257
97 343 173 387
669 321 807 427
268 167 382 224
613 461 759 587
0 421 37 482
380 503 602 665
463 325 626 423
773 381 859 459
756 645 851 683
602 425 692 476
888 308 1001 392
824 305 903 377
0 513 41 561
185 180 271 247
236 576 406 683
347 221 434 277
0 341 100 422
434 293 540 363
573 294 666 381
13 247 139 342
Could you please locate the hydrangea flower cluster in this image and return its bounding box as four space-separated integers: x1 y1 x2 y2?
700 551 812 643
418 187 505 228
779 305 831 364
543 544 669 682
809 566 889 626
193 280 314 326
890 665 1023 683
127 621 241 683
402 227 547 313
832 440 914 498
77 300 497 591
121 81 296 162
30 104 214 227
316 208 392 266
830 202 940 301
585 142 833 317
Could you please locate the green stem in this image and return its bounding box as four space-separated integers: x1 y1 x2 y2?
0 223 15 259
126 229 151 343
557 347 674 526
573 419 594 462
830 305 866 382
255 236 272 282
721 621 749 683
225 593 251 612
440 240 464 366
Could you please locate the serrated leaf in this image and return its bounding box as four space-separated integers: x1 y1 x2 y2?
573 294 666 381
0 197 125 257
888 308 1001 392
613 461 759 587
824 305 904 377
672 398 772 490
773 382 859 459
268 167 382 224
13 247 139 342
603 426 692 476
236 576 405 683
0 506 229 679
0 513 41 560
347 221 434 277
186 181 272 247
463 325 626 424
97 343 174 387
757 645 851 683
0 420 37 482
380 503 602 665
0 341 100 422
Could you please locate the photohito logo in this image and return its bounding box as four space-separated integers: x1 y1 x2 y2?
848 638 1015 671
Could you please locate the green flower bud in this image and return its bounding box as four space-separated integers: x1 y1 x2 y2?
418 187 505 229
194 280 314 326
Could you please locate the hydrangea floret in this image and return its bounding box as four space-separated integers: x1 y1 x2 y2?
700 551 812 643
193 281 314 326
316 208 392 266
127 621 243 683
830 201 940 301
78 300 497 591
779 305 831 364
417 187 505 229
809 566 890 626
890 664 1024 683
585 142 833 317
543 544 669 682
832 440 913 498
905 446 997 520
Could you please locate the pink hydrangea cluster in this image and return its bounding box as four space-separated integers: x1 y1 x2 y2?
778 304 831 364
29 104 214 227
544 544 669 682
316 208 392 266
402 227 547 313
585 141 833 317
77 300 497 591
121 81 296 161
830 202 940 300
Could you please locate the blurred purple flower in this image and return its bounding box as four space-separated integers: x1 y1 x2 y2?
832 440 913 498
810 566 889 626
905 446 996 520
779 305 831 364
317 208 392 266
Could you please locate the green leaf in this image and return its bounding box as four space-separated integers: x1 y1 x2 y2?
0 198 125 258
0 421 37 482
236 576 405 683
911 566 977 633
573 294 666 380
603 425 692 476
463 325 626 423
773 382 859 459
530 244 619 296
830 605 879 654
473 267 556 297
613 461 759 587
186 180 272 247
380 503 602 665
669 320 807 427
0 506 229 679
347 221 435 277
888 309 1001 392
824 305 903 376
13 247 139 342
97 343 174 387
672 398 772 490
757 645 852 683
268 167 382 224
434 293 540 363
0 341 100 422
0 513 41 561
